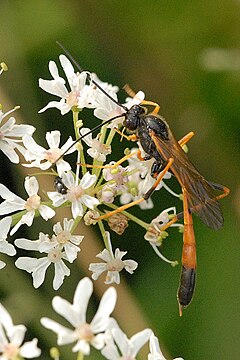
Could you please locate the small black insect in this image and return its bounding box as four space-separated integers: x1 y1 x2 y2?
54 176 68 195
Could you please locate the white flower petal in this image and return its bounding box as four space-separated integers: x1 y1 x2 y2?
53 261 70 290
73 277 93 323
80 172 97 189
24 177 39 197
20 338 41 358
38 204 55 220
0 217 12 239
91 287 117 333
80 194 99 209
130 328 152 357
52 297 79 328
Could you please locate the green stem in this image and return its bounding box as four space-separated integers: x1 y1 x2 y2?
98 220 111 251
77 351 84 360
72 109 86 176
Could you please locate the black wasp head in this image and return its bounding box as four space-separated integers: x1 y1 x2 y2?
123 104 145 131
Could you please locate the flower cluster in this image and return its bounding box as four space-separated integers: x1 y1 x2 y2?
0 278 183 359
0 54 185 359
0 53 183 289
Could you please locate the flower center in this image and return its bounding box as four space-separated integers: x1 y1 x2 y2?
3 343 19 359
92 139 111 154
66 91 80 106
45 148 63 163
25 194 41 211
106 258 124 272
56 230 71 244
76 323 94 342
48 248 63 263
66 185 84 202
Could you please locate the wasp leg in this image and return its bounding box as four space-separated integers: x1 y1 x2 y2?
178 131 195 147
123 84 160 115
114 127 138 142
78 150 139 169
143 158 174 199
97 157 174 221
208 182 230 201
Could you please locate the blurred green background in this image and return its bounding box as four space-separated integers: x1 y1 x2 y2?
0 1 240 359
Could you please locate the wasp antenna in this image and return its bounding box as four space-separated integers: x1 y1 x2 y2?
53 113 125 165
56 41 127 112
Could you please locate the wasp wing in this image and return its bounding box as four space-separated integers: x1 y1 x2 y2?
151 130 223 230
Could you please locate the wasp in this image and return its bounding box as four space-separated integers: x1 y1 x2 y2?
54 43 230 315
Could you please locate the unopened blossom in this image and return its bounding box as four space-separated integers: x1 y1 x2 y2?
0 176 55 235
47 171 99 219
103 163 128 193
39 55 99 115
148 333 184 360
97 185 115 204
0 217 16 270
80 127 112 162
0 62 8 75
41 277 117 355
0 106 35 163
0 303 41 359
23 130 75 175
102 323 151 360
89 232 138 284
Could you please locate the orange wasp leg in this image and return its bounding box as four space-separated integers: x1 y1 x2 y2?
78 150 139 169
123 84 160 115
97 157 174 221
209 182 230 201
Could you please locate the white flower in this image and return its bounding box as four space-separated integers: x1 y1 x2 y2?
39 55 97 114
146 207 183 242
144 208 181 266
124 90 145 108
101 323 151 360
80 127 112 162
94 91 124 128
40 218 84 262
47 171 99 219
0 217 16 269
0 303 41 359
40 277 117 355
15 234 70 290
148 333 184 360
0 176 55 235
0 106 35 163
14 218 83 289
23 130 75 175
89 232 138 284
